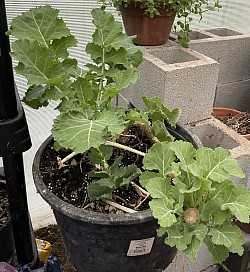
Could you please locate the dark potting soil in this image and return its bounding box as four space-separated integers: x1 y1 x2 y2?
0 181 10 228
40 125 152 212
215 112 250 135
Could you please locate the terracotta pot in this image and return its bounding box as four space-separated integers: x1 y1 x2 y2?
212 107 250 140
119 3 176 46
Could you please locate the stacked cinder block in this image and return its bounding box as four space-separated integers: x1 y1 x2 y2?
120 45 219 124
188 27 250 112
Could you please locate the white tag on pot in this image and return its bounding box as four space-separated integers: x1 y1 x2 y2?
127 237 155 256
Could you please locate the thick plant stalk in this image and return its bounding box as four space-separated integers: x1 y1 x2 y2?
102 199 137 213
58 151 78 169
105 141 145 157
58 141 146 167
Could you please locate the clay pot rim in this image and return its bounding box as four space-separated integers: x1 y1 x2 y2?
212 107 250 139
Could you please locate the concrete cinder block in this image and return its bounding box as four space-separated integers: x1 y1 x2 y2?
188 27 250 111
121 45 219 124
214 79 250 111
189 27 250 85
164 243 214 272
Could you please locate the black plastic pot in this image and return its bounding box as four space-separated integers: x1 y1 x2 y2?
0 183 15 262
33 126 202 272
0 218 15 262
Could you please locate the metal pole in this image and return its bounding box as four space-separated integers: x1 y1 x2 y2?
0 0 40 268
3 154 37 266
0 0 17 120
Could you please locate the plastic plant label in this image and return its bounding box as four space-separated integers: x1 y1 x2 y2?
36 238 52 263
127 237 155 256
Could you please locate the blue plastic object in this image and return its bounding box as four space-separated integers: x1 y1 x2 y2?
18 264 31 272
45 256 62 272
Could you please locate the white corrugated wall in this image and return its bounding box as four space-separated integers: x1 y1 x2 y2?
4 0 250 228
190 0 250 33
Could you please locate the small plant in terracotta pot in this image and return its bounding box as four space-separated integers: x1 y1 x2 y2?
213 107 250 140
8 5 250 271
100 0 222 47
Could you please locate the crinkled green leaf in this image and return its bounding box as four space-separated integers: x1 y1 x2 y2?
210 179 234 201
142 96 181 126
88 158 140 200
126 109 149 125
109 33 135 51
107 68 139 90
56 97 79 112
126 45 145 67
221 185 250 223
165 224 192 251
143 142 176 177
201 199 231 225
145 178 171 199
105 48 128 65
50 35 77 58
71 77 93 105
8 5 70 46
149 198 177 227
204 237 229 263
85 43 103 62
228 236 244 255
62 59 84 78
196 177 212 193
170 141 196 171
109 159 141 187
103 69 139 100
89 145 113 164
87 180 113 200
52 109 125 152
91 8 123 47
209 224 243 249
87 43 128 66
44 81 72 101
12 40 65 85
191 224 208 241
151 120 174 142
196 147 245 182
183 237 201 262
179 177 201 193
22 85 48 109
139 171 162 188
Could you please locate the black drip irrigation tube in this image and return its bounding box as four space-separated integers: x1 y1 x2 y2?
0 0 40 269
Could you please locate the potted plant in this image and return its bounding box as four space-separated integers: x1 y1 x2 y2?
8 5 250 271
213 107 250 141
100 0 222 47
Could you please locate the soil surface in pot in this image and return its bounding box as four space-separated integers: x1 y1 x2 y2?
40 125 152 213
0 181 10 228
215 112 250 135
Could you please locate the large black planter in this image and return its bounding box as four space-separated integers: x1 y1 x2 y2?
0 218 15 262
33 125 201 272
0 183 15 262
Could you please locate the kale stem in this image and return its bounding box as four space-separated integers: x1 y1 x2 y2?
58 141 146 168
58 151 78 168
97 48 105 102
105 141 146 157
